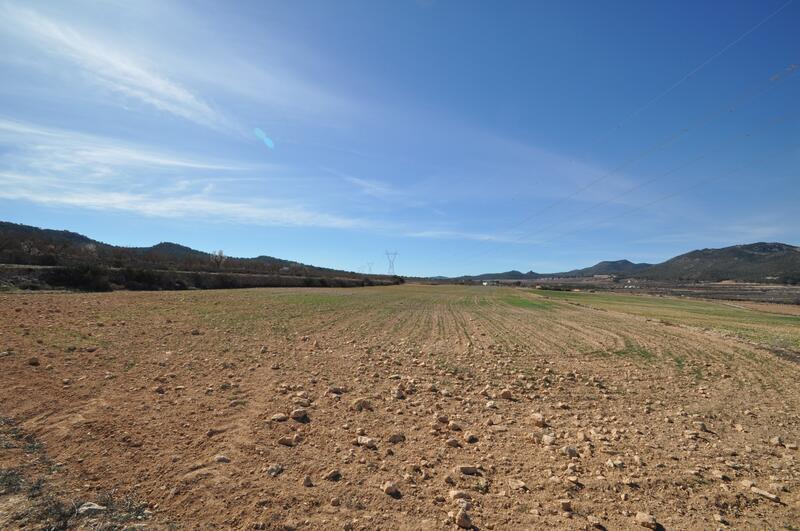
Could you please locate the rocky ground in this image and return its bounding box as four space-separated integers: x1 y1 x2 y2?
0 285 798 529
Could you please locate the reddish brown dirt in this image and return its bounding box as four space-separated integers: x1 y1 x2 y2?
1 285 798 530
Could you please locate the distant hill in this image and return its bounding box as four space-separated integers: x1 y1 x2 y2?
0 221 386 281
637 242 800 284
457 270 542 281
454 260 651 281
456 242 800 284
557 259 652 278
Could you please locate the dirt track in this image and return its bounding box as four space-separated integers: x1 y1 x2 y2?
1 285 799 529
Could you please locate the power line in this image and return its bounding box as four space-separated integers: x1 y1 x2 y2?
485 109 796 255
587 0 795 147
456 61 798 266
536 140 799 248
446 0 795 266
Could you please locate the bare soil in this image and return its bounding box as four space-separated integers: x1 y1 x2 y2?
1 285 798 530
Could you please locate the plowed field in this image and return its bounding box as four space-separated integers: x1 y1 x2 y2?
1 285 799 529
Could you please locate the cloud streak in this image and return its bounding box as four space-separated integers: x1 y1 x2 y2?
0 4 236 132
0 118 369 229
0 118 250 179
405 230 525 243
0 171 364 229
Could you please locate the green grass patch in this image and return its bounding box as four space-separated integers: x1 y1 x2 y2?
612 340 654 361
533 289 800 351
502 296 553 310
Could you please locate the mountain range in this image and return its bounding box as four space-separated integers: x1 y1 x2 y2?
456 242 800 284
1 221 798 285
0 221 382 280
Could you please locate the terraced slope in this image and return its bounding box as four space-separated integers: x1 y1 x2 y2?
1 285 798 529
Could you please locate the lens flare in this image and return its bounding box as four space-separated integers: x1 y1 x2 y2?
254 128 275 149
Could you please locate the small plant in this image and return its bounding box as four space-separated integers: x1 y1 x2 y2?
23 433 43 454
37 496 81 531
474 479 490 494
28 478 45 498
613 340 654 361
0 468 23 494
96 490 151 522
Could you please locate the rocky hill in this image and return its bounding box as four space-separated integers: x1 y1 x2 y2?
637 242 800 284
458 243 799 284
0 221 391 282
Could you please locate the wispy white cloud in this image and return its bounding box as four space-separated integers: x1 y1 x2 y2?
0 4 236 133
0 118 369 229
342 175 404 200
0 118 251 180
321 167 434 211
0 171 364 229
405 230 524 243
183 56 355 125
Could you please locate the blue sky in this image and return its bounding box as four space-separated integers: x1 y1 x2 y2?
0 0 797 276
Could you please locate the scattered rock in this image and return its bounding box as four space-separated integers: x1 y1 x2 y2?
634 512 658 529
271 413 288 422
499 388 513 400
324 469 342 481
388 432 406 444
561 445 579 458
464 432 479 443
302 475 313 487
351 398 373 412
508 478 527 490
27 357 40 366
77 502 107 515
278 436 295 447
290 408 308 422
382 481 401 498
453 508 473 529
356 436 378 450
206 427 226 438
532 413 546 427
267 464 283 477
751 487 780 503
711 469 729 481
587 515 604 529
214 454 230 463
449 490 471 501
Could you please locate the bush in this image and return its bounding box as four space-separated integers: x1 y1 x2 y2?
44 265 112 292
